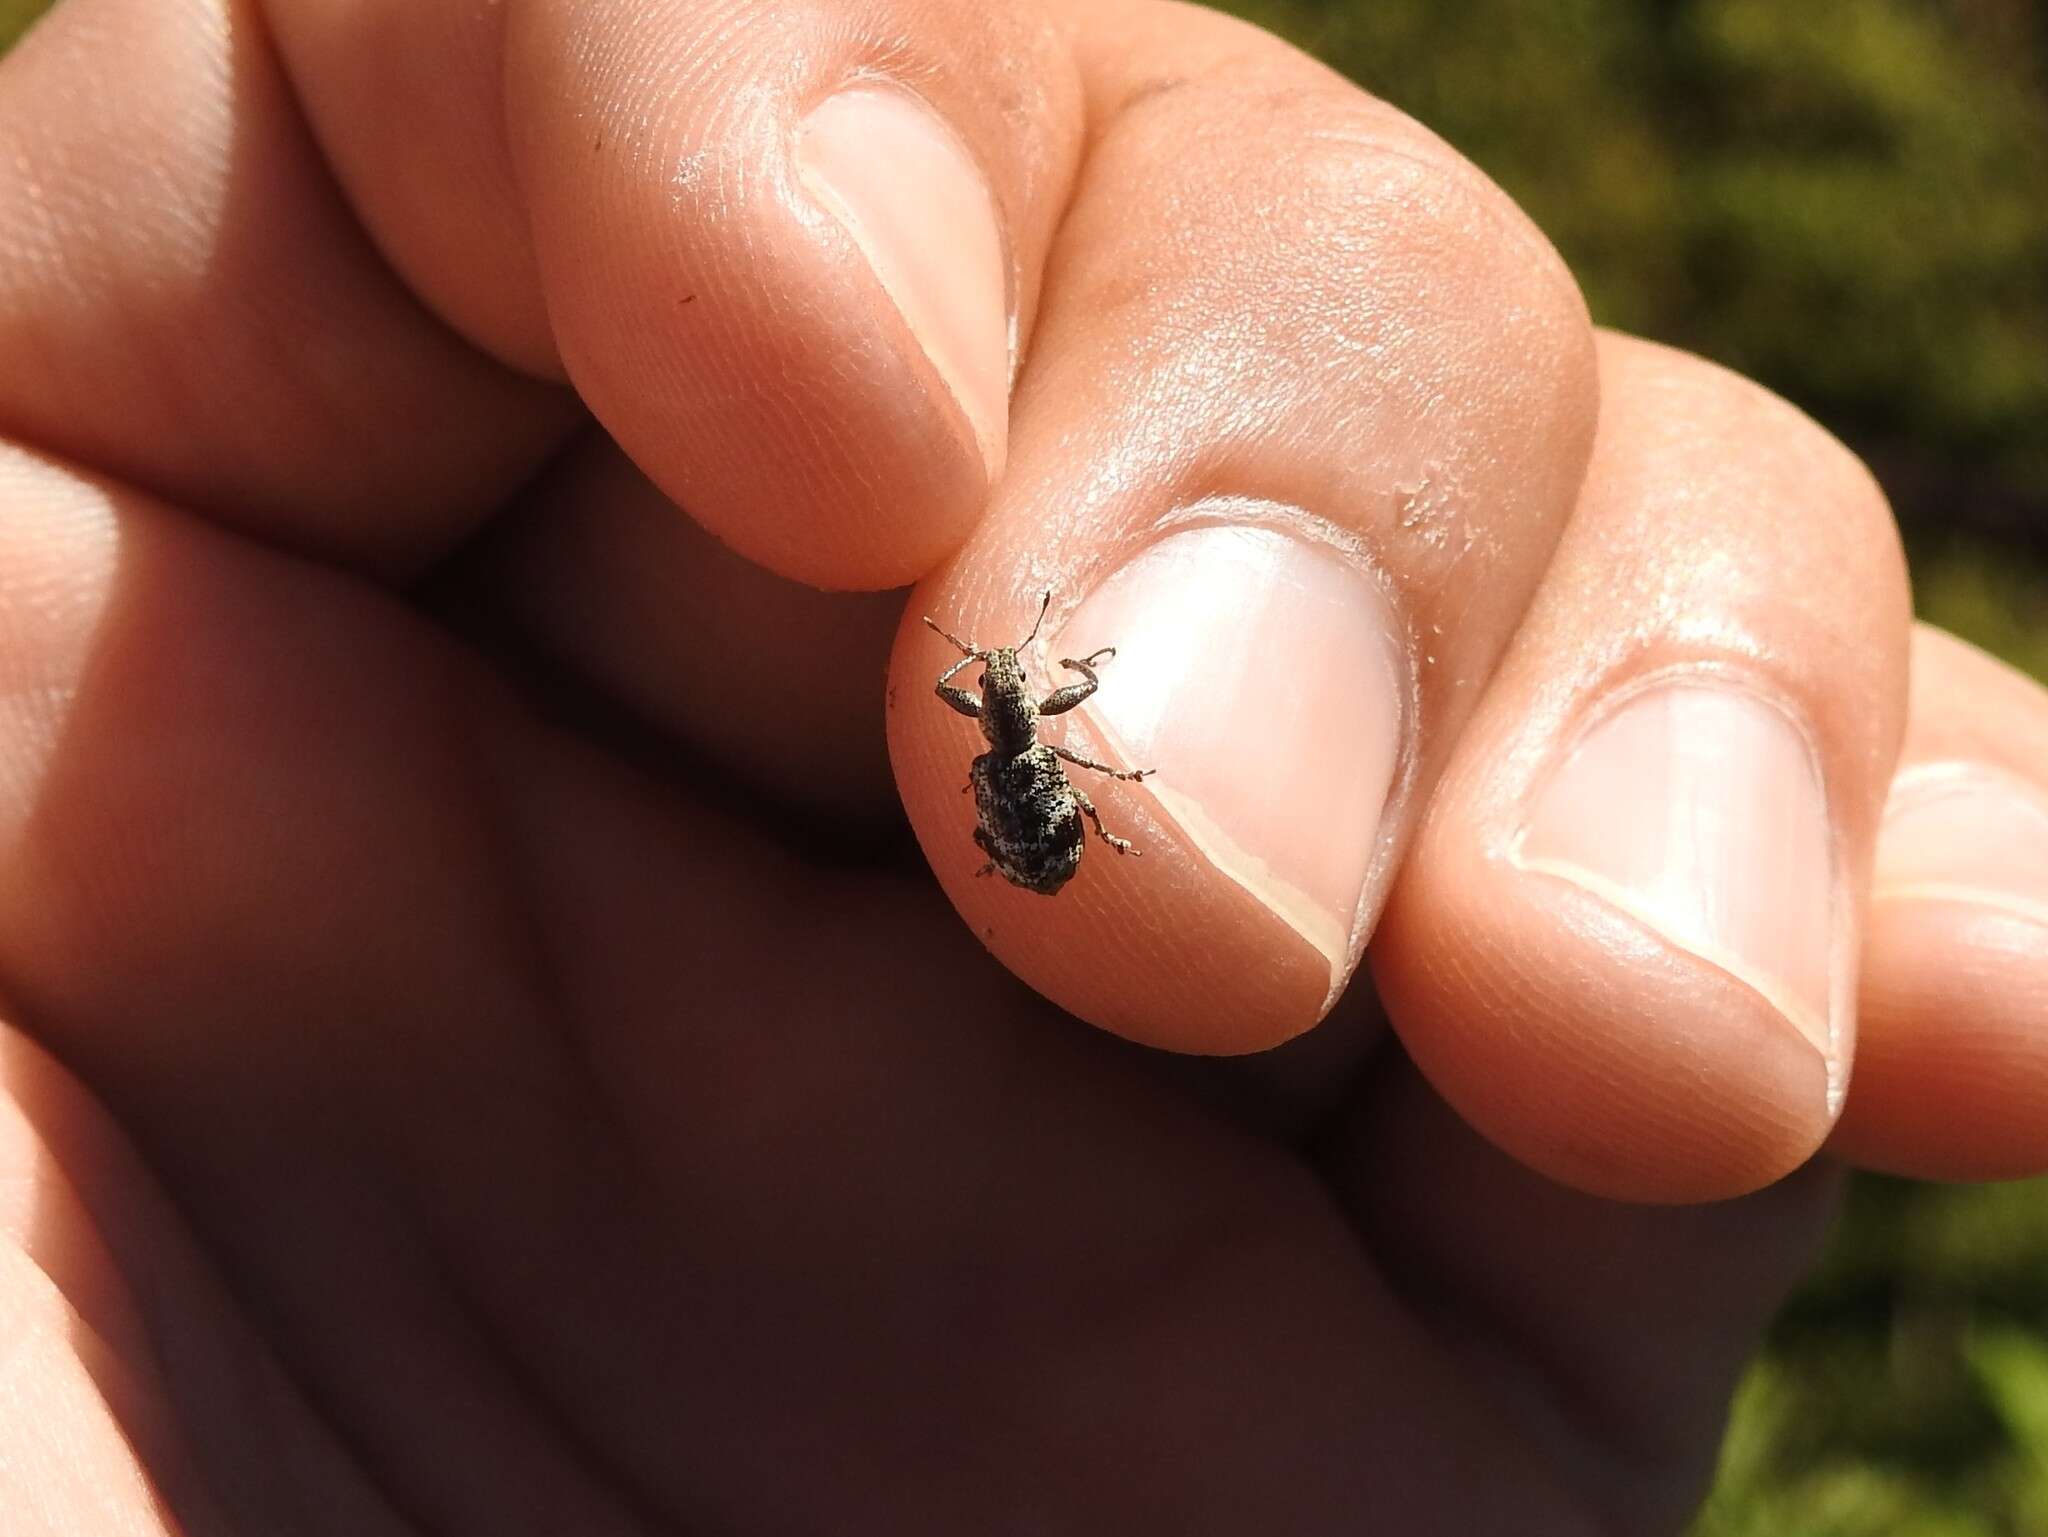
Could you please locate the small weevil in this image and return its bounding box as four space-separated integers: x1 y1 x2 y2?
925 592 1154 896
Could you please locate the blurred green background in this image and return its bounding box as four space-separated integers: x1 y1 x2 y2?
4 0 2045 1530
0 0 39 54
1226 0 2048 685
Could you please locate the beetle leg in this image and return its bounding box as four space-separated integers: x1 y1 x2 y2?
1071 789 1139 856
1037 649 1115 716
1051 743 1153 783
934 651 983 718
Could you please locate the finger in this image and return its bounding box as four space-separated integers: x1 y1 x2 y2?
886 2 1599 1053
1372 332 1910 1201
0 440 544 1100
1829 624 2048 1180
0 1020 393 1534
1326 1048 1840 1536
6 0 1087 588
0 1025 202 1537
0 440 602 1517
264 0 1089 587
0 0 575 571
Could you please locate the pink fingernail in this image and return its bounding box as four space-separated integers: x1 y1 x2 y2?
1057 524 1407 982
796 85 1010 481
1877 765 2048 927
1515 683 1837 1062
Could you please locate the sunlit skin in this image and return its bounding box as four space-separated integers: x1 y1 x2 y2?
2 1 2047 1534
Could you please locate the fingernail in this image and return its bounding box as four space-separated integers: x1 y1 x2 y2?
1057 523 1407 979
1514 683 1836 1058
1876 765 2048 927
796 85 1009 480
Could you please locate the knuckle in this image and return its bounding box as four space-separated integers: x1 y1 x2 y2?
1105 62 1572 300
1631 341 1898 554
1585 337 1910 677
1066 61 1592 426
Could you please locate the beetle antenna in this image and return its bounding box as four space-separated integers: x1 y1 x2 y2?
1020 589 1052 649
923 615 979 656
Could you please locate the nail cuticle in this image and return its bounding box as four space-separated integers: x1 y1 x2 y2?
1884 759 2048 817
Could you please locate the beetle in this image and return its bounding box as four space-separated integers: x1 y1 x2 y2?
925 592 1154 896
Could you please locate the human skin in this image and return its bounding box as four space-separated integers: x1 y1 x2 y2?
2 0 2047 1532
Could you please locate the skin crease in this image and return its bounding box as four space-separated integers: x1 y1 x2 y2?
0 3 2045 1537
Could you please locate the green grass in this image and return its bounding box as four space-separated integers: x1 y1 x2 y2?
1694 1175 2048 1534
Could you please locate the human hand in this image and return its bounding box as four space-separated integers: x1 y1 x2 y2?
3 1 2045 1532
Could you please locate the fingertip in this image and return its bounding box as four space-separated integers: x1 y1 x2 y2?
883 4 1600 1053
1373 837 1832 1204
1832 633 2048 1180
886 597 1336 1055
502 5 1081 591
1368 335 1912 1203
1831 896 2048 1181
519 117 988 589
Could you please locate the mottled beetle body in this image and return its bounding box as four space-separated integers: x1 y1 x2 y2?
969 746 1087 893
926 593 1153 896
